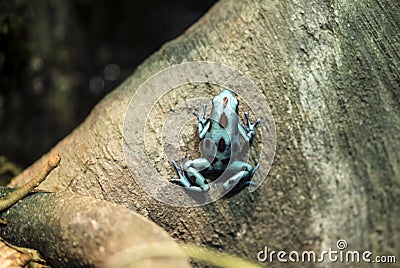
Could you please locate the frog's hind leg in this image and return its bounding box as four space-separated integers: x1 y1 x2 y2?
170 158 210 192
222 161 259 191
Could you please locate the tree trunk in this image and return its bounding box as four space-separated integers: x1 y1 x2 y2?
10 0 400 266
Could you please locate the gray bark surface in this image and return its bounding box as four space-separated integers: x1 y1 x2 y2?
10 0 399 266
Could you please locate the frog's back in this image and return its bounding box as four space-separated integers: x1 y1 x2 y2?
200 89 242 170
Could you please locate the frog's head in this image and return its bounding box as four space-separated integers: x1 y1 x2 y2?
213 89 239 113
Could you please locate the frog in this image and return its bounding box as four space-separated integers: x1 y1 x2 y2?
171 89 260 192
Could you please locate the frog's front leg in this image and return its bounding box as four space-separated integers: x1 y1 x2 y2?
192 104 210 140
239 112 261 143
222 160 259 191
170 158 210 192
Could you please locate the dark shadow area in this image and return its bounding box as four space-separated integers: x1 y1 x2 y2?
0 0 217 169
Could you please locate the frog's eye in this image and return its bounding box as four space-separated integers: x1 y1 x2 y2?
229 97 238 110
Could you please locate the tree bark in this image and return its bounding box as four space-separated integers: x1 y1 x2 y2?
10 0 400 266
0 188 189 268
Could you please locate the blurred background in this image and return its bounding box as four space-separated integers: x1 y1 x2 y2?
0 0 217 184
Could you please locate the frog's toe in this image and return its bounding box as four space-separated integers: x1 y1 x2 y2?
252 118 261 128
171 180 210 192
250 163 259 176
191 184 210 192
242 180 257 188
170 178 190 188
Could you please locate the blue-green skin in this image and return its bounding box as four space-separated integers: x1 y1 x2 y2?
171 89 260 192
